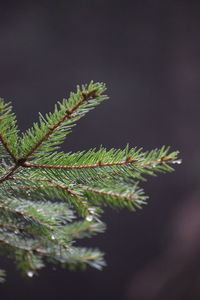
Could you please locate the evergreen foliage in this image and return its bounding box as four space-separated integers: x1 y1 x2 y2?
0 81 180 281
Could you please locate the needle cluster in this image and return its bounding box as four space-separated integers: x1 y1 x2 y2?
0 81 180 282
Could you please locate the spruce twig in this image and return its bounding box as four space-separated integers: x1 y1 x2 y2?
0 81 180 281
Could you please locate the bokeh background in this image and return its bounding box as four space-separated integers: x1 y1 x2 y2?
0 1 200 299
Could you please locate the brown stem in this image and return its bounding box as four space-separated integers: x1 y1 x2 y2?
22 156 171 171
23 158 139 170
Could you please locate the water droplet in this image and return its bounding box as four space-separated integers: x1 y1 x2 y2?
172 159 182 165
86 215 93 222
51 234 56 240
27 271 34 278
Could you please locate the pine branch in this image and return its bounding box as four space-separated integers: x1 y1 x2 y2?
0 81 180 282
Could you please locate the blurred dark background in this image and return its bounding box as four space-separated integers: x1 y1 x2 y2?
0 1 200 299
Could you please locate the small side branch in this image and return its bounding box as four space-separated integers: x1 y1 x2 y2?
23 158 139 170
80 185 137 202
24 90 97 159
10 176 94 217
22 155 173 171
0 134 17 163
